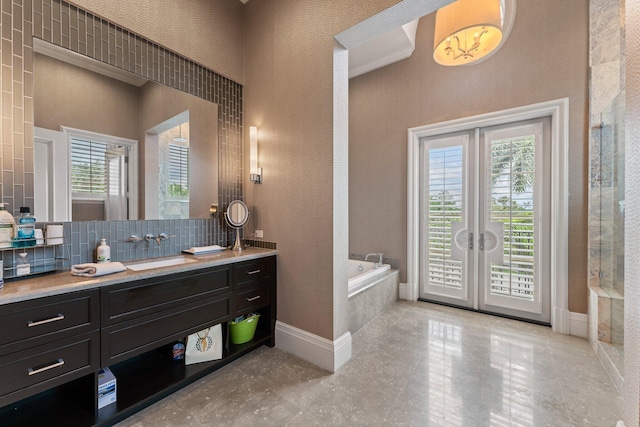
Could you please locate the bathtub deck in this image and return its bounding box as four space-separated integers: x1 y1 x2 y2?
349 269 398 333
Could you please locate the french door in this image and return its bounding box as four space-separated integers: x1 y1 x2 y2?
419 119 551 323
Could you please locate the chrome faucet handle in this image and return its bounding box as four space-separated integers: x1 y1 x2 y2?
127 235 142 242
144 234 156 242
155 233 176 244
365 252 384 268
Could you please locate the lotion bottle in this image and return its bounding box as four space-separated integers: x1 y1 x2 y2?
0 203 15 249
96 238 111 263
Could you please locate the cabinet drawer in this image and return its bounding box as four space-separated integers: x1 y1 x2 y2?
102 265 231 325
235 284 269 315
102 293 232 365
0 331 99 408
0 290 99 356
234 258 269 288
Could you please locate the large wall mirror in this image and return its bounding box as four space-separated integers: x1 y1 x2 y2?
32 38 219 221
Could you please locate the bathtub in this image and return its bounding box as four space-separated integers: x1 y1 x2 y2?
348 259 398 333
348 259 391 297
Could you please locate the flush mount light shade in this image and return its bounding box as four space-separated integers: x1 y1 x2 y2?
433 0 503 66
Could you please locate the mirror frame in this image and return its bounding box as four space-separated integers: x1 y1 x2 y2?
225 200 250 228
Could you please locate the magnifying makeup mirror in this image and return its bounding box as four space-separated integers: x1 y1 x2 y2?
225 200 250 251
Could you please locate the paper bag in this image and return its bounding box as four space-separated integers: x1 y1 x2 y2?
185 324 222 365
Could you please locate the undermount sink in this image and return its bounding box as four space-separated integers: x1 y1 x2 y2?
126 256 198 271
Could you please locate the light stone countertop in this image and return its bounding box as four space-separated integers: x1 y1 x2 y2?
0 247 277 305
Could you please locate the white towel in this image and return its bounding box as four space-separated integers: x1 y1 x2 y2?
182 245 224 254
71 262 126 277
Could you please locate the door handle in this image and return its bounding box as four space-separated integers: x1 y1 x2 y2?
480 222 504 265
450 223 471 261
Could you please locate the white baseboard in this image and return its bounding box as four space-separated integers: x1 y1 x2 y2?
399 282 408 300
275 321 352 373
569 312 588 338
399 281 418 301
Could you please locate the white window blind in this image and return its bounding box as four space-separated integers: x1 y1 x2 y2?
427 145 464 290
489 135 536 300
168 143 189 198
71 138 107 194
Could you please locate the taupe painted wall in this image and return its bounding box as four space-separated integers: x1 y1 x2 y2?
70 0 245 84
349 0 590 313
243 0 401 340
34 53 141 139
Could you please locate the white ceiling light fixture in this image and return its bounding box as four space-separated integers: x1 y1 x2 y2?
174 123 188 143
433 0 515 66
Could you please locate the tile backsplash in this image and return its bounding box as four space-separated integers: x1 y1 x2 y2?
2 218 276 277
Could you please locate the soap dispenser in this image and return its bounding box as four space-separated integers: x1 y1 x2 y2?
96 238 111 263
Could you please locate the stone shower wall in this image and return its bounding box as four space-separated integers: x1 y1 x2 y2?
588 0 625 345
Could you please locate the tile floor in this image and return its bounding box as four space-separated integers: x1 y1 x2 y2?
116 301 623 426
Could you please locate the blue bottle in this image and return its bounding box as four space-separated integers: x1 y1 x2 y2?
13 207 36 248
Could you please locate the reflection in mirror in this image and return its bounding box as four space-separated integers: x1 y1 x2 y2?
145 111 191 219
32 38 218 221
68 128 137 221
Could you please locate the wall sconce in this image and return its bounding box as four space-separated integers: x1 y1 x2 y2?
249 126 262 184
433 0 503 66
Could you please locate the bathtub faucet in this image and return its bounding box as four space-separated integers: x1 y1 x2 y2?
365 253 384 269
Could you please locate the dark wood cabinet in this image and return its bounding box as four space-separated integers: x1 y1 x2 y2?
101 266 232 325
0 254 277 427
0 290 99 355
0 289 100 409
102 293 232 365
0 331 100 408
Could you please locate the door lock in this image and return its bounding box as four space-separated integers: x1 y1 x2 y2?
468 233 473 250
479 233 485 251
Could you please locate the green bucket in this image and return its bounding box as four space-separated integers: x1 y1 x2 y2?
229 314 260 344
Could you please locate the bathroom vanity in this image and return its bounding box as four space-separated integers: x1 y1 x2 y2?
0 249 277 426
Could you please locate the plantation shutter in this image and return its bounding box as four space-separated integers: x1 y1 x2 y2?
425 143 465 291
487 133 536 301
168 144 189 198
71 138 107 194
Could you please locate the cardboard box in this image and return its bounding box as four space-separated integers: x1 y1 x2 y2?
97 367 116 409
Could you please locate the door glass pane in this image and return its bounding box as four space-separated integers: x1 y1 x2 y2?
426 145 464 290
488 134 536 300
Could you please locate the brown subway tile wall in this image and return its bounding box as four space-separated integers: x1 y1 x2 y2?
0 0 247 254
244 239 277 250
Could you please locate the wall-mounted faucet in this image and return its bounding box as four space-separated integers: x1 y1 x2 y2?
157 233 175 244
144 233 176 245
365 253 384 269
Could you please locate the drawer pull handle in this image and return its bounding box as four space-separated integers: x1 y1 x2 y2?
28 314 65 328
246 296 261 302
28 359 65 376
246 269 261 275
